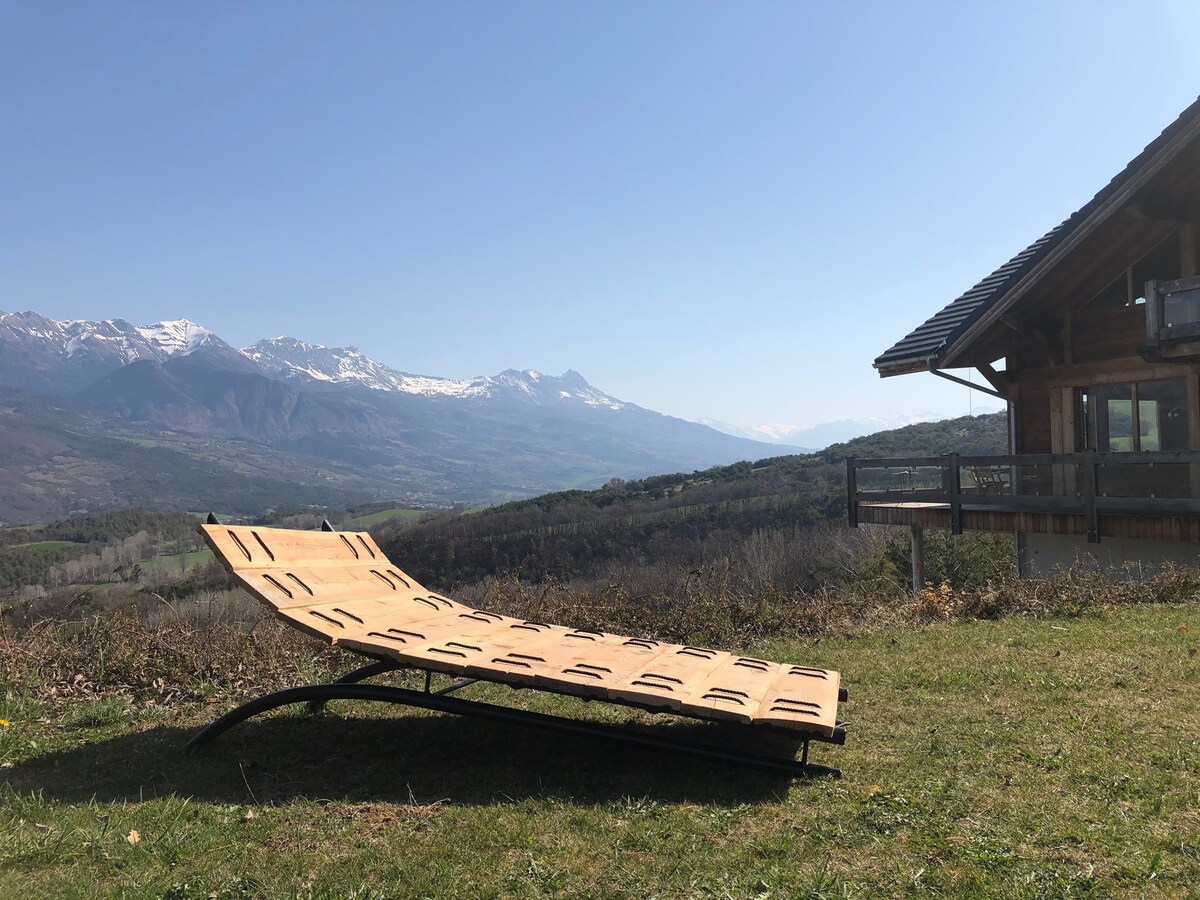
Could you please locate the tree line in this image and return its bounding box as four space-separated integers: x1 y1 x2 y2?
375 412 1008 591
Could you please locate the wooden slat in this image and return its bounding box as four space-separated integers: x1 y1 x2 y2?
678 656 786 725
609 644 731 711
533 633 662 697
201 525 389 572
233 566 431 611
754 664 842 737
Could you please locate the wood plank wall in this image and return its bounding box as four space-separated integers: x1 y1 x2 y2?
857 504 1200 542
1071 305 1145 364
1017 389 1052 453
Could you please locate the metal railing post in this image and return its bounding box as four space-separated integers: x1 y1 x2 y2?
1083 450 1100 543
948 453 963 534
846 458 858 528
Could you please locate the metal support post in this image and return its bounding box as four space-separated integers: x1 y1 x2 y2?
911 525 925 594
1083 450 1100 543
846 459 858 528
948 453 963 534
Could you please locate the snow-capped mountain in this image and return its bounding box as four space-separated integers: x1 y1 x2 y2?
697 411 999 451
1 311 220 361
696 419 817 447
0 311 628 411
0 309 797 519
243 337 460 394
128 319 216 356
0 311 233 394
245 336 626 409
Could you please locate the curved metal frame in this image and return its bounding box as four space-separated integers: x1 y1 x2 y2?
305 659 403 714
186 681 841 779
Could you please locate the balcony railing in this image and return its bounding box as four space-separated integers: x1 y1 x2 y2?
847 451 1200 542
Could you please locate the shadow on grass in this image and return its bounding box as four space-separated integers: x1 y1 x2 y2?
4 707 831 806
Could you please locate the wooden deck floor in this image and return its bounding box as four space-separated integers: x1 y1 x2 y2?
855 501 1200 543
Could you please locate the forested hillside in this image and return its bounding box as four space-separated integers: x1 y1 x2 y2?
0 510 202 593
375 411 1007 588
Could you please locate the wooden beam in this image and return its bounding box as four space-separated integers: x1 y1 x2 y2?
1182 223 1200 278
1058 387 1077 495
1189 373 1200 451
1061 387 1078 452
1049 387 1064 454
1188 373 1200 499
1124 199 1200 225
1014 356 1200 390
976 362 1011 397
876 359 934 378
1031 327 1064 365
1071 224 1178 312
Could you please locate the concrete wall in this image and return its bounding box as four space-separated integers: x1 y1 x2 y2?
1018 531 1200 577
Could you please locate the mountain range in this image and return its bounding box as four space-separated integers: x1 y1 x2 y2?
695 410 1002 450
0 310 809 523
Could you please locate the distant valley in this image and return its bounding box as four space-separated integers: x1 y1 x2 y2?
696 408 1003 450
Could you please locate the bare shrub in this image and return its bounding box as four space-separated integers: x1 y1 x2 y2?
737 523 883 594
142 589 264 631
0 610 349 703
4 517 1199 706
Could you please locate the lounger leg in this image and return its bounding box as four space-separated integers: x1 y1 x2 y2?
186 683 842 779
432 678 478 696
306 660 404 714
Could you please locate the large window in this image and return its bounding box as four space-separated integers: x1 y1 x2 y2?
1080 378 1190 452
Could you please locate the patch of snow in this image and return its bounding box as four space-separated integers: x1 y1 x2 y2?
246 337 627 409
134 320 213 355
698 410 998 449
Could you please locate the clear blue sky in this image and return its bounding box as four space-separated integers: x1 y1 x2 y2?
3 2 1199 427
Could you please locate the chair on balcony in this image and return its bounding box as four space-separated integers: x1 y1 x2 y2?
969 466 1010 494
186 518 848 778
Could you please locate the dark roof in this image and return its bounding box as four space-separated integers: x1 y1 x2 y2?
874 96 1200 374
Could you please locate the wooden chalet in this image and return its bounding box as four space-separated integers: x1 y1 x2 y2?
848 96 1200 577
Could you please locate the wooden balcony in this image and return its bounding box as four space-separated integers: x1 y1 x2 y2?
847 452 1200 544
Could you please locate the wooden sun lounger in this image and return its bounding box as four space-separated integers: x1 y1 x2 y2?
188 518 848 778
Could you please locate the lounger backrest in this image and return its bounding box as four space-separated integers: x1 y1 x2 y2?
200 523 465 637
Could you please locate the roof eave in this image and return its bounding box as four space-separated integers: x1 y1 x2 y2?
936 111 1200 369
874 355 940 378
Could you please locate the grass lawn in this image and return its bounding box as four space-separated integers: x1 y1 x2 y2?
1 604 1198 898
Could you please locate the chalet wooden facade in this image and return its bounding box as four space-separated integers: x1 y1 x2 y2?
849 97 1200 576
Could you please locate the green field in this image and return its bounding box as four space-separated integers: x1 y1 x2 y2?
342 506 424 529
2 602 1197 897
6 540 78 552
139 548 214 574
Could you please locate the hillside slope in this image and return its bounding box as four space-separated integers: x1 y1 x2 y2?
0 388 370 523
376 411 1008 587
